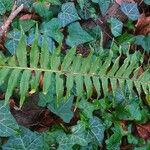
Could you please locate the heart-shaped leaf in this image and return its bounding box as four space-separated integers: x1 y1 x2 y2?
41 18 64 43
108 17 123 37
48 96 74 123
89 117 105 145
5 30 21 55
66 22 94 47
58 2 80 27
120 2 140 20
2 127 44 149
0 101 19 137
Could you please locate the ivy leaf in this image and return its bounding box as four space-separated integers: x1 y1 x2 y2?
57 121 88 149
115 98 142 121
48 0 61 5
144 0 150 5
41 18 64 43
0 101 19 137
19 20 36 32
66 22 94 47
5 30 21 55
78 0 97 20
108 17 123 37
27 33 55 52
92 0 111 15
77 99 95 118
2 127 44 149
106 123 124 150
57 133 73 150
120 2 140 21
16 0 33 9
47 96 74 123
33 2 53 20
0 2 5 15
89 117 105 145
134 35 150 52
0 0 13 15
70 121 88 146
58 2 80 27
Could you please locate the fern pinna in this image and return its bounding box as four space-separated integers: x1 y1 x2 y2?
0 27 149 108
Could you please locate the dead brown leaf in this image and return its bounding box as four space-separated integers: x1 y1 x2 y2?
136 123 150 140
115 0 135 5
135 13 150 35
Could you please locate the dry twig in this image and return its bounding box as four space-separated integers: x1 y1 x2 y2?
0 2 24 37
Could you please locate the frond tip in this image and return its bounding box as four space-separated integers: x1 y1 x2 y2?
0 30 150 108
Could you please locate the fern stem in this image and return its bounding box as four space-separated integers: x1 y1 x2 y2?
0 65 149 85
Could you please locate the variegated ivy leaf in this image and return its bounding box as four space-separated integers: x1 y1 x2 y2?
66 22 94 47
92 0 111 15
2 127 44 150
77 99 96 118
5 30 21 55
48 0 61 5
120 2 140 21
144 0 150 5
58 2 80 27
16 0 34 9
0 101 19 137
57 133 73 150
70 121 88 146
41 18 64 43
47 96 74 123
89 116 105 145
19 20 36 32
0 1 5 15
57 121 88 149
0 0 13 15
108 17 123 37
33 2 53 20
27 33 55 53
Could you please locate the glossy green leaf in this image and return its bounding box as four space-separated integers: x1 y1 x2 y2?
47 96 74 123
89 117 105 145
0 101 19 137
108 18 123 37
58 2 80 27
120 2 140 20
2 127 44 150
66 22 93 47
41 18 64 43
19 70 31 107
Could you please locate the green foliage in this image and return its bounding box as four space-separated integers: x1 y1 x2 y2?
120 2 140 21
92 0 111 15
5 30 21 54
41 18 64 43
58 2 80 27
0 29 150 108
135 35 150 52
89 117 105 145
144 0 150 5
0 0 150 149
2 127 44 150
0 0 13 15
66 22 94 46
108 17 123 37
39 93 74 123
0 101 19 137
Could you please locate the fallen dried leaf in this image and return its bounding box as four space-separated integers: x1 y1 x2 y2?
136 123 150 140
135 13 150 35
116 0 135 5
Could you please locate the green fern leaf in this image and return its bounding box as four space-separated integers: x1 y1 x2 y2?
0 29 150 107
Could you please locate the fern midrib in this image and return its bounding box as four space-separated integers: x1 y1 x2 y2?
0 65 149 84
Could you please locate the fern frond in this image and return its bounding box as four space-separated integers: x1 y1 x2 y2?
0 30 150 107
